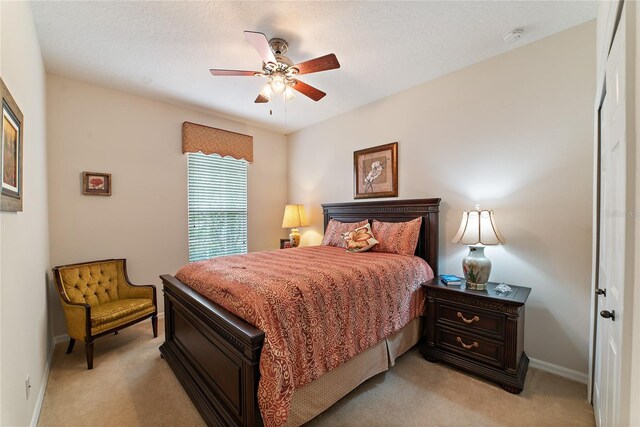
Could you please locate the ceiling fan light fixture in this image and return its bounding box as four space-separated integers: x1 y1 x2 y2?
283 86 296 101
271 74 286 94
259 83 273 100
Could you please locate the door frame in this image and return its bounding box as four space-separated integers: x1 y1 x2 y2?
589 1 639 425
589 0 622 404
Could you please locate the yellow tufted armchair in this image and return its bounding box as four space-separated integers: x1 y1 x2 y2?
52 259 157 369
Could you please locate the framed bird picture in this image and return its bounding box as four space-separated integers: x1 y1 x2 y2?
353 142 398 199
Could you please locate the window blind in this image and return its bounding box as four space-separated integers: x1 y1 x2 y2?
188 152 247 262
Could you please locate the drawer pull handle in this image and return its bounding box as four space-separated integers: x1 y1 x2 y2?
457 312 480 324
456 337 479 350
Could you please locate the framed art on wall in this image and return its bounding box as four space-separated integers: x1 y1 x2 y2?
82 172 112 196
280 238 292 249
353 142 398 199
1 78 24 212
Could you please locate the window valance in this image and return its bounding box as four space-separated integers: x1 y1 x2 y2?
182 121 253 163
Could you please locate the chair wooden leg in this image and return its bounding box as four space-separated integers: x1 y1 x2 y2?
152 315 158 338
66 338 76 354
67 338 76 354
86 341 94 370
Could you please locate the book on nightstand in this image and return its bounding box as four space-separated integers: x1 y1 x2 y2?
440 275 462 286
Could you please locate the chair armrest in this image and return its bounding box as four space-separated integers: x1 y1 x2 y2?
121 284 155 301
118 260 157 306
119 283 157 311
59 297 90 341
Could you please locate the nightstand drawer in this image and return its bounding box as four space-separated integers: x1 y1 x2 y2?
435 326 504 368
436 302 505 339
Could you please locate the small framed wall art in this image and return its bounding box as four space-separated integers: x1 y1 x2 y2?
1 78 24 212
82 171 112 196
280 238 292 249
353 142 398 199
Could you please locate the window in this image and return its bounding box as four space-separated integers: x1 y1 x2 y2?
188 152 247 262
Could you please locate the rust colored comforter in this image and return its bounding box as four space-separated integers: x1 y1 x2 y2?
175 245 433 426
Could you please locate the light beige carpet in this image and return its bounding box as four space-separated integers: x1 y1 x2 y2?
38 320 594 427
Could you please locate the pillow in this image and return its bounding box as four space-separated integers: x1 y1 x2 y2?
371 217 422 256
321 219 368 248
342 223 379 253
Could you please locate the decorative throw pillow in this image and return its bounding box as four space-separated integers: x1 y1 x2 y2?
342 223 379 253
321 219 368 248
371 217 422 256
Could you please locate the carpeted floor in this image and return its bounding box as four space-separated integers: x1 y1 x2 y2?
38 319 594 427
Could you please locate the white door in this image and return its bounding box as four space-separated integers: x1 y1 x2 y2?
593 10 626 427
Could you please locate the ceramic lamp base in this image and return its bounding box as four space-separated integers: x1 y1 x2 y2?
462 246 491 291
289 228 300 247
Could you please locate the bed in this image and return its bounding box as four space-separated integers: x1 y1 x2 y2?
159 198 440 427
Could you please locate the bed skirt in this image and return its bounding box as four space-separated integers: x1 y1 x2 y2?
284 317 423 426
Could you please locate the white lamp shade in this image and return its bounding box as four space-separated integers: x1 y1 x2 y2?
283 86 296 101
271 74 286 94
282 204 309 228
452 208 505 245
259 83 273 100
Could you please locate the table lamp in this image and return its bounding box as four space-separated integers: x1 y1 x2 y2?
451 205 505 290
282 204 309 247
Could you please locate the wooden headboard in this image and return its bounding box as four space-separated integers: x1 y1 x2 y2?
322 198 441 276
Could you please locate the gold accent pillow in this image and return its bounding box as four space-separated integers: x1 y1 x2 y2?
342 223 379 253
321 219 368 248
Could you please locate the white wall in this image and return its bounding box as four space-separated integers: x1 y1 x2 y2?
632 3 640 422
288 22 595 374
46 75 288 336
0 2 51 425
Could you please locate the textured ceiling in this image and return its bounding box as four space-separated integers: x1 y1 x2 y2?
30 1 597 133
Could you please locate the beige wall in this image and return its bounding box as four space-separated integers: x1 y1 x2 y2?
0 2 51 425
632 2 640 421
46 75 287 336
288 22 595 374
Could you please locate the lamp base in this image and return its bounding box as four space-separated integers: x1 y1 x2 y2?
462 246 492 291
289 228 300 247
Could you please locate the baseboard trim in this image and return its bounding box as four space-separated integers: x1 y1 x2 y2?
529 357 588 384
29 342 54 427
53 333 68 344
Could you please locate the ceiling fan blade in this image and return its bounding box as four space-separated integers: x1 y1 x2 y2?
292 79 326 101
294 54 340 75
210 69 260 76
244 31 277 64
255 94 269 103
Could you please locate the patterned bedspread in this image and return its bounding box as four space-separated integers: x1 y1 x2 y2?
175 245 433 426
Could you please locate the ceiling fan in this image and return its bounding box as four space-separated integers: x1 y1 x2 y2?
210 31 340 103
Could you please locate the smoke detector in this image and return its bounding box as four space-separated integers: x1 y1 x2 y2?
503 28 524 44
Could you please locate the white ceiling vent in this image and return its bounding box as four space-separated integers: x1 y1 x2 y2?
503 28 524 44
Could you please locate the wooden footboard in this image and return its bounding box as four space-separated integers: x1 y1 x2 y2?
159 274 265 427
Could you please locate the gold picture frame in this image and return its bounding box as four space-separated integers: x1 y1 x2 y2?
353 142 398 199
1 78 24 212
82 171 112 196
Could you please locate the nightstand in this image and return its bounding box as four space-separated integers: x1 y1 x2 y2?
420 278 531 393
